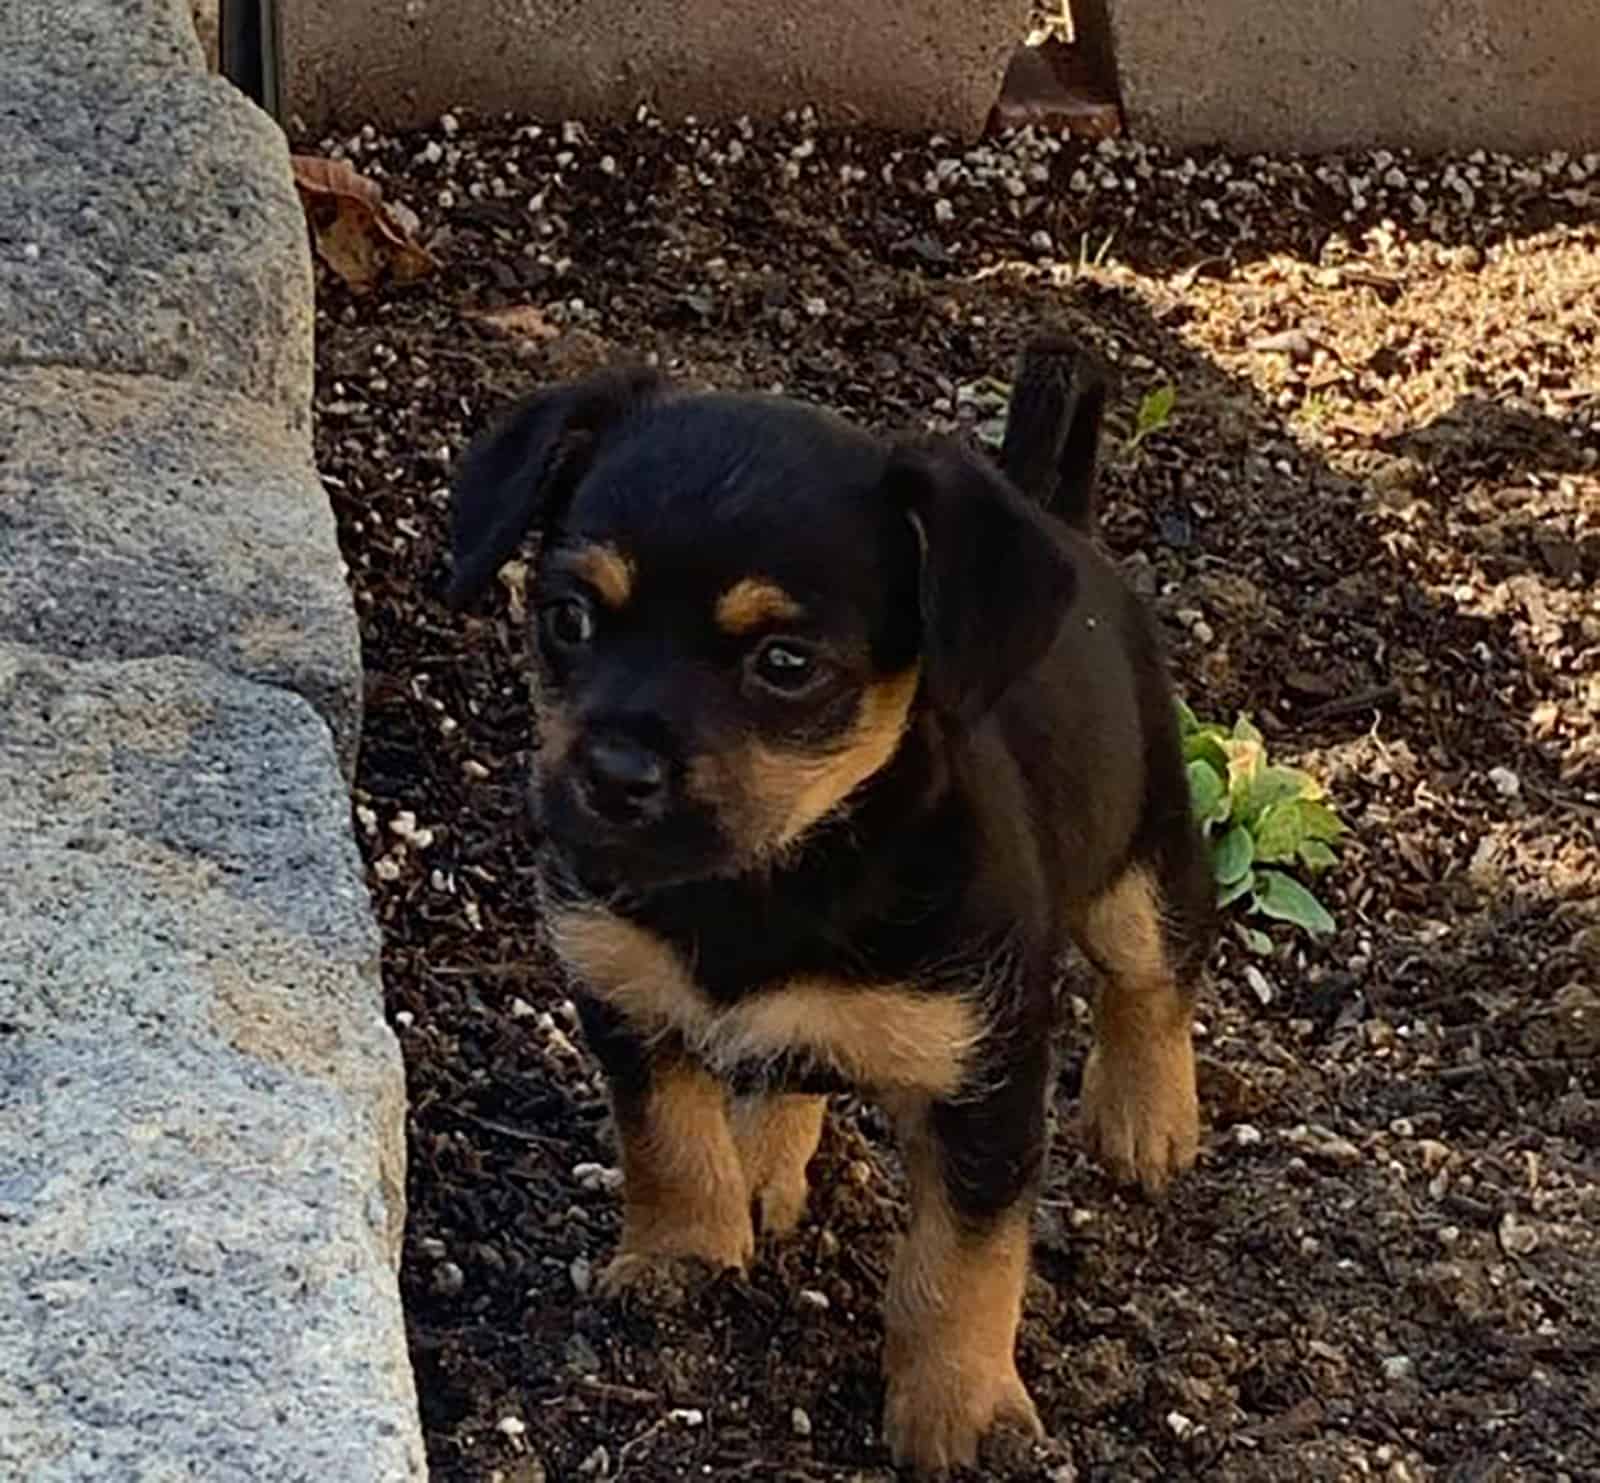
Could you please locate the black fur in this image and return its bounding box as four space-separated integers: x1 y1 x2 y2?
451 347 1213 1252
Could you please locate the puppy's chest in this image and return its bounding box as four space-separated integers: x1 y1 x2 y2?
548 904 985 1098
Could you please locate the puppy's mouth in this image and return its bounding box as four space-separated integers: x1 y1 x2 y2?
538 776 732 894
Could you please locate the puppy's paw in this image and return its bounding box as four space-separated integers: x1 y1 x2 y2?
598 1238 750 1306
751 1169 810 1238
883 1354 1043 1473
1079 1031 1198 1196
597 1214 754 1302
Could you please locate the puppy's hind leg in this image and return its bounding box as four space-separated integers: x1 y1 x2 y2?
1072 855 1210 1197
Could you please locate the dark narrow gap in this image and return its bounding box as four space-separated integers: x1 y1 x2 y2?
218 0 284 121
990 0 1123 139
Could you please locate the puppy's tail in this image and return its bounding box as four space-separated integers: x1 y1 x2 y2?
998 336 1110 533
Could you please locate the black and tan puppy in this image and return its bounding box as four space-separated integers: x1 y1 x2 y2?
447 341 1215 1472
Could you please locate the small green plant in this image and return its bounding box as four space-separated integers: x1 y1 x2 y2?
1127 382 1176 455
1177 701 1345 945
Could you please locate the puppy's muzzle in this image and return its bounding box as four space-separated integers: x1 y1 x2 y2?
574 731 671 827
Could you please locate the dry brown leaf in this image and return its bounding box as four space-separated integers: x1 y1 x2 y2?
290 154 437 295
468 304 562 342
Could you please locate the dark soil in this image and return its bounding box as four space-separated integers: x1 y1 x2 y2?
303 110 1600 1482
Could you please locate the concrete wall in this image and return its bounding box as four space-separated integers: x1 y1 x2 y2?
282 0 1031 139
1106 0 1600 155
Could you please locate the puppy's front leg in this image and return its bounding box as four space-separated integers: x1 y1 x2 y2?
881 1043 1050 1473
575 998 754 1290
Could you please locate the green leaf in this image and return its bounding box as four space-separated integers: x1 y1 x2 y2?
1234 923 1275 956
1174 697 1200 734
1135 383 1176 440
1224 738 1264 820
1250 870 1336 937
1213 824 1255 886
1184 729 1231 776
1217 869 1256 909
1187 759 1227 828
1256 765 1319 807
1297 839 1338 875
1299 801 1347 842
1252 801 1307 864
1232 713 1265 746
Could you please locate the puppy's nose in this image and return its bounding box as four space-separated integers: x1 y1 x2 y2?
577 734 669 823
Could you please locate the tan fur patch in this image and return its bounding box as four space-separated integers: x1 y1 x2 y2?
1072 865 1199 1195
570 542 634 609
535 698 578 767
688 664 921 858
551 906 979 1097
731 1093 827 1236
881 1096 1042 1471
607 1058 753 1279
715 577 804 634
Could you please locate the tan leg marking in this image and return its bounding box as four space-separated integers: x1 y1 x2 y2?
731 1093 827 1237
881 1098 1042 1473
1072 865 1198 1195
599 1059 754 1293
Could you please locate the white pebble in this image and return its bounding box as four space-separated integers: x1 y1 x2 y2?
1245 965 1274 1006
798 1288 831 1312
496 1415 527 1438
1029 229 1053 252
569 1256 592 1294
933 198 955 224
791 1406 813 1437
1233 1124 1263 1148
439 113 459 136
1488 766 1521 798
1381 1355 1414 1382
668 1408 705 1427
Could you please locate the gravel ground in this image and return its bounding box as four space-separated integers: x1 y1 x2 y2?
302 108 1600 1482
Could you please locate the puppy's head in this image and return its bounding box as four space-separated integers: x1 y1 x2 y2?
448 369 1078 888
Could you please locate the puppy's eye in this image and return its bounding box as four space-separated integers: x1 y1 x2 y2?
750 639 823 695
541 597 595 649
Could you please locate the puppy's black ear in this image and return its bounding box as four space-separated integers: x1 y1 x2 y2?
446 366 664 608
885 440 1077 724
998 336 1110 531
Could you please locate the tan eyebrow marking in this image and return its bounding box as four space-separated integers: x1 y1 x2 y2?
570 543 635 609
715 578 804 635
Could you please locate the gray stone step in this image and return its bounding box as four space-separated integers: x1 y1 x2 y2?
0 647 423 1483
1 2 426 1478
0 34 311 420
0 366 362 778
